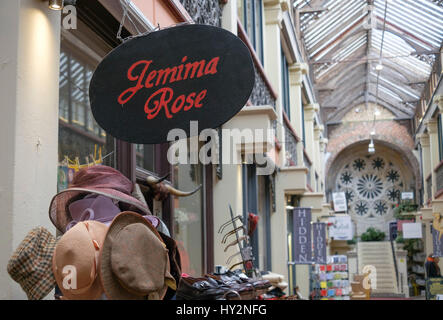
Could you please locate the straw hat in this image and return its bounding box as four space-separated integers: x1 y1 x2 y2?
99 211 176 300
52 221 108 300
49 165 151 233
7 227 57 300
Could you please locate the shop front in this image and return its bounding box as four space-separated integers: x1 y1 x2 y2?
1 0 284 301
1 0 332 302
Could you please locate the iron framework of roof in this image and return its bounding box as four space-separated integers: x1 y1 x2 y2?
293 0 443 123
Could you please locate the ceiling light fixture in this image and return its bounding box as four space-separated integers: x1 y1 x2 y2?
368 139 375 154
48 0 63 10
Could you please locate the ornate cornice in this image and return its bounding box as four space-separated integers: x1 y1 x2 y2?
435 95 443 113
425 118 438 134
417 133 430 147
289 63 309 86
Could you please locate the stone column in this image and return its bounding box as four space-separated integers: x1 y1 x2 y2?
418 133 431 203
304 104 318 187
347 251 358 282
420 208 434 257
435 94 443 117
395 250 409 297
0 0 61 299
426 119 439 199
320 138 328 193
213 163 244 269
264 1 283 124
221 0 238 34
436 95 443 192
263 1 288 291
289 63 308 166
314 125 323 192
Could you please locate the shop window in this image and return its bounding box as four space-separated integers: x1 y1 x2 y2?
135 138 211 276
135 144 155 172
438 114 443 162
58 26 115 188
173 160 205 276
238 0 264 64
242 162 271 272
281 48 291 119
257 175 272 271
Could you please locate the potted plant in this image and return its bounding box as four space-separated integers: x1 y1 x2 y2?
395 232 405 250
346 236 357 251
360 227 386 241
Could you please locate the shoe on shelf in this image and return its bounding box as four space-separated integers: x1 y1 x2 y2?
176 276 228 300
205 274 256 300
212 270 272 296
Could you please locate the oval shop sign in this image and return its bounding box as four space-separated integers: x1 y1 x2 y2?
89 24 255 144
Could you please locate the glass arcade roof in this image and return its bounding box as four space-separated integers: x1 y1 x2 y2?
293 0 443 122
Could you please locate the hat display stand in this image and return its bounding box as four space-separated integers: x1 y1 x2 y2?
9 164 272 300
174 204 271 301
219 205 255 277
8 164 198 300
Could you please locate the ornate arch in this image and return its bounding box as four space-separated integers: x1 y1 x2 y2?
325 121 420 197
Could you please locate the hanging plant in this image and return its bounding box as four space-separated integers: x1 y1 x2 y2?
393 200 418 220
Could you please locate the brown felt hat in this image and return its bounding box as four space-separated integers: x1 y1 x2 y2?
99 211 176 300
52 221 108 300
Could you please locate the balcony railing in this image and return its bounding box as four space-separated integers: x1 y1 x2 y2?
414 48 442 129
284 121 298 167
237 20 277 108
178 0 223 27
283 112 301 167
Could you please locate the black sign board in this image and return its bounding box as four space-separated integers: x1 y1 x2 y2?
293 207 312 264
89 24 255 144
389 221 398 241
313 222 327 264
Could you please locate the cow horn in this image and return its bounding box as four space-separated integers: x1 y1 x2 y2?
146 174 202 197
146 173 169 185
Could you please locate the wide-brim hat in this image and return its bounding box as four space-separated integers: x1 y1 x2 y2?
99 211 176 300
7 227 57 300
49 165 150 233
